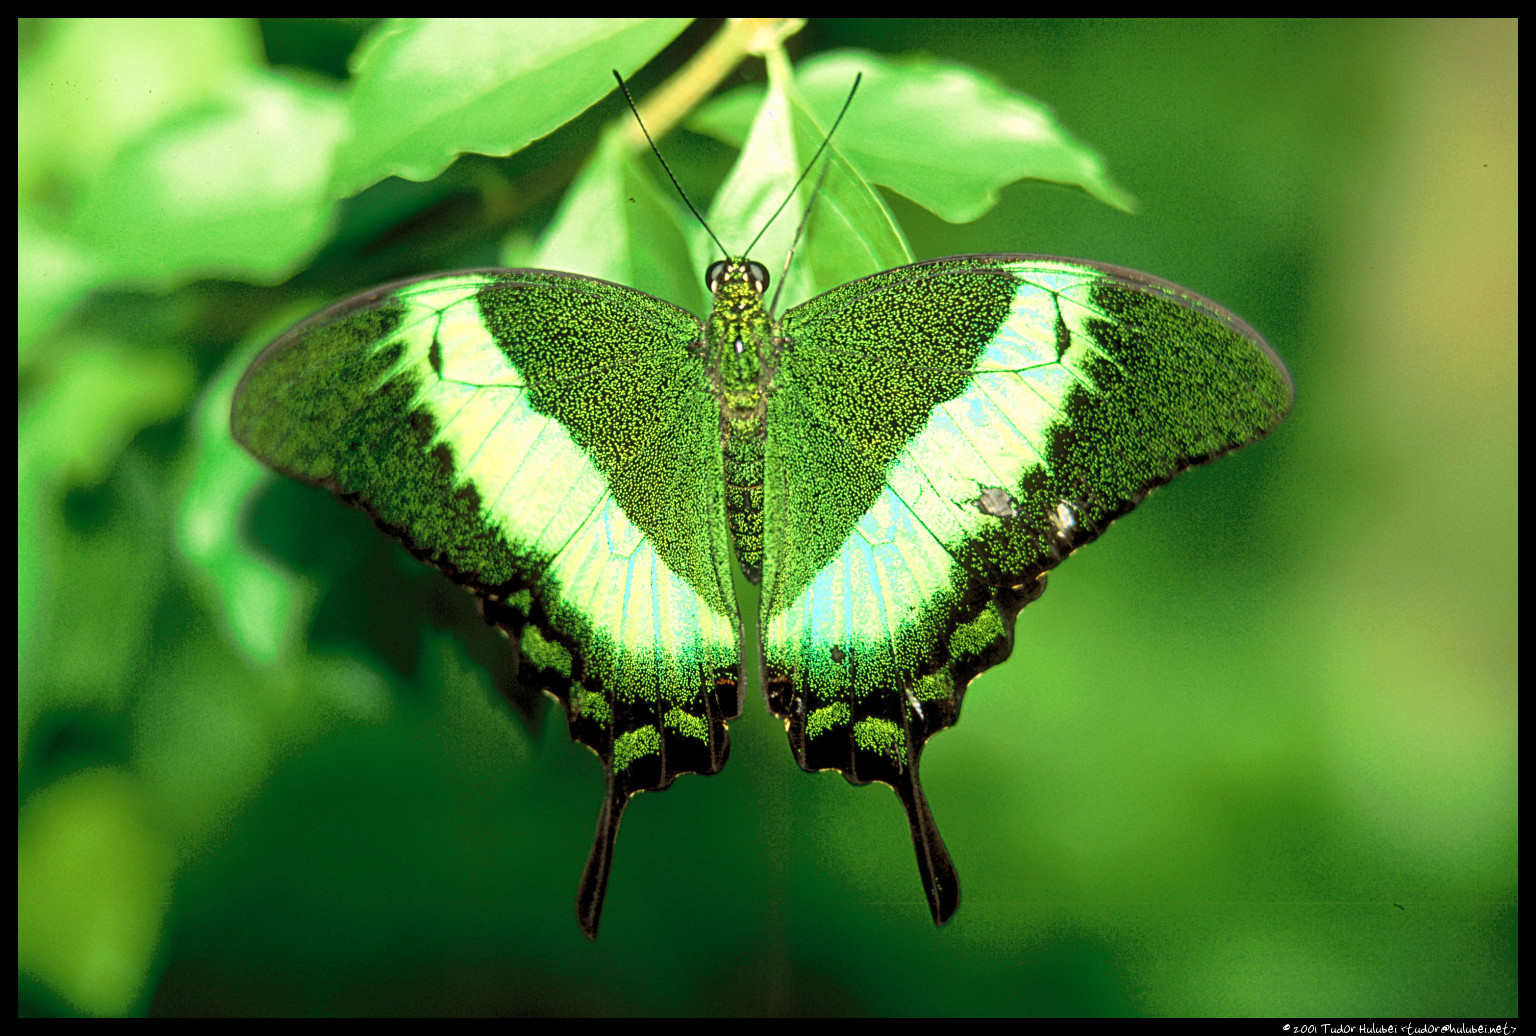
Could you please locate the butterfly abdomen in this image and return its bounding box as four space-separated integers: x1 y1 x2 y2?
704 257 777 583
723 416 766 582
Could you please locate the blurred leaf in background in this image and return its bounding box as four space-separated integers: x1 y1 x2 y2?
18 17 1515 1017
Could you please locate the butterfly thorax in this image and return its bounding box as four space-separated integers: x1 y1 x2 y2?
703 257 777 583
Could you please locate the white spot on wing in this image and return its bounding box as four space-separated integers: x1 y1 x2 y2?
974 487 1018 518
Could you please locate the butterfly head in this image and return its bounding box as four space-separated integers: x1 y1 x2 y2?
706 258 770 300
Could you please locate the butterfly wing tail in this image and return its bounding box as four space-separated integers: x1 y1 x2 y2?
894 744 961 926
576 772 629 940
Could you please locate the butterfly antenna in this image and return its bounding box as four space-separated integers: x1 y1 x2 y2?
613 70 729 259
743 71 863 259
769 154 834 315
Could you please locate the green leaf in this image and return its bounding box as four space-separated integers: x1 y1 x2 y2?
532 132 703 314
333 17 692 197
66 75 347 286
693 48 1136 222
698 48 911 310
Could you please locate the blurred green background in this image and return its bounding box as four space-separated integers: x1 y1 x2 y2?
18 18 1516 1017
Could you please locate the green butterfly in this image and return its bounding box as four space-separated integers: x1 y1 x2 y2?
231 113 1291 940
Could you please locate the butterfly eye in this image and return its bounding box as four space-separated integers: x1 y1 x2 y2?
746 261 770 294
706 260 730 292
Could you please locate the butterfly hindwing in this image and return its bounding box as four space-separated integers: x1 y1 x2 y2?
231 270 744 936
760 255 1293 920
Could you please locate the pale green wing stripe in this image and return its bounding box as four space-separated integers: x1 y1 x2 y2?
762 483 958 691
372 278 739 705
760 273 1087 688
398 280 606 564
543 494 738 704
